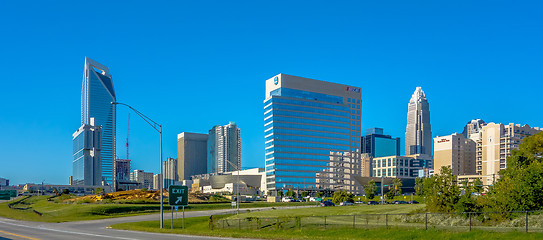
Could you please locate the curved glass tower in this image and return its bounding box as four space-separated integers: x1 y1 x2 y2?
80 57 116 188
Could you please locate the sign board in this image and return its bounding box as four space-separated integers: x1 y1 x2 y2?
0 190 16 197
231 201 237 207
168 185 188 206
175 206 178 211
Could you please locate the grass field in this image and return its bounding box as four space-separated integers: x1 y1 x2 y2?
0 195 314 222
111 208 543 240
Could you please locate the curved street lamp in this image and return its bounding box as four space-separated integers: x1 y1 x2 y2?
111 101 164 228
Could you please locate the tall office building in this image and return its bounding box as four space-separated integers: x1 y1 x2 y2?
433 133 476 175
361 128 400 158
405 87 432 156
474 123 540 185
264 74 362 194
177 132 208 180
208 123 241 174
72 118 102 186
163 157 178 188
79 57 116 188
463 119 486 139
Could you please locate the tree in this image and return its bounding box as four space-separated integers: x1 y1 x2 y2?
95 188 104 195
487 132 543 213
316 191 325 198
301 191 309 198
364 180 377 200
415 177 424 196
62 189 70 195
423 166 460 212
332 190 354 204
277 190 284 197
285 189 295 197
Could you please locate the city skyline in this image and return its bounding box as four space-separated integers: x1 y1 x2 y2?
1 1 543 185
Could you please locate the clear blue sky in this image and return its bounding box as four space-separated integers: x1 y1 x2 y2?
1 1 541 185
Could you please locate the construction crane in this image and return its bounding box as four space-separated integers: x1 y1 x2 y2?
126 113 130 160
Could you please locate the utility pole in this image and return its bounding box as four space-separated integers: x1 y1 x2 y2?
380 176 384 204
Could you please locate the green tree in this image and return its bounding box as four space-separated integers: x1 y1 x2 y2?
285 189 295 197
277 190 284 197
62 189 70 195
300 191 309 198
95 187 104 195
316 191 325 198
487 132 543 214
332 190 353 204
473 178 484 194
415 177 424 196
423 166 460 212
364 180 377 200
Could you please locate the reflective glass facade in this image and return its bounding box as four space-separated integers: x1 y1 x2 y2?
264 74 362 194
78 57 116 187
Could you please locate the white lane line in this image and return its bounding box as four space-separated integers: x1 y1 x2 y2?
0 220 134 240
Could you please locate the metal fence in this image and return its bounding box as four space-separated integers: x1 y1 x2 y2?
210 210 543 233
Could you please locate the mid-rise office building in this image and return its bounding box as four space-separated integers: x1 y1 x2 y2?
405 87 432 157
177 132 208 180
72 118 102 186
475 123 540 185
77 57 116 188
372 154 432 178
163 157 177 188
361 128 400 158
208 123 241 174
264 74 362 194
130 170 153 190
433 133 476 175
114 159 131 181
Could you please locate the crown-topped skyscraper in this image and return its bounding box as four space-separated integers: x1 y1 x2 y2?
405 87 432 156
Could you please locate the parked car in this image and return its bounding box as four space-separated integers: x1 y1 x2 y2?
321 200 335 207
354 201 365 204
408 200 419 204
281 197 293 202
340 201 354 206
367 201 379 205
395 201 408 204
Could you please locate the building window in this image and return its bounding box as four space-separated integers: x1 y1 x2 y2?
357 99 360 104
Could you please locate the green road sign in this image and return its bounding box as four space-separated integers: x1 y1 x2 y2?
0 193 10 200
0 190 17 197
168 185 188 206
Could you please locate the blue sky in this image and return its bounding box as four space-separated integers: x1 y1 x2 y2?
0 1 541 185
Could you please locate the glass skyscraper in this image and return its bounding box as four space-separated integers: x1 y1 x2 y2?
361 128 400 158
207 122 241 174
264 74 362 194
74 57 116 187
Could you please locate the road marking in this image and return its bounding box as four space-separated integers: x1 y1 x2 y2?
0 220 133 240
0 230 40 240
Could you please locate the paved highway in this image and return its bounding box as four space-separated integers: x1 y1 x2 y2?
0 205 313 240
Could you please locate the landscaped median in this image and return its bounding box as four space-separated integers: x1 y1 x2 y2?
0 194 314 223
110 205 543 240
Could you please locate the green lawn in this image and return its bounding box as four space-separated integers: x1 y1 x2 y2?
111 214 543 240
0 195 313 222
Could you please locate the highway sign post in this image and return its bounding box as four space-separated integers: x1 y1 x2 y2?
169 185 188 229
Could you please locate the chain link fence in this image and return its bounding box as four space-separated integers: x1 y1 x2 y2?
210 210 543 232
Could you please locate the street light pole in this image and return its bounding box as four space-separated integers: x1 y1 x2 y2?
112 102 164 229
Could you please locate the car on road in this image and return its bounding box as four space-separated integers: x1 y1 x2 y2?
321 200 335 207
354 201 365 204
281 197 293 202
408 200 419 204
340 201 354 206
367 201 379 205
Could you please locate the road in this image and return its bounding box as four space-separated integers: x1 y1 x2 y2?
0 205 313 240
